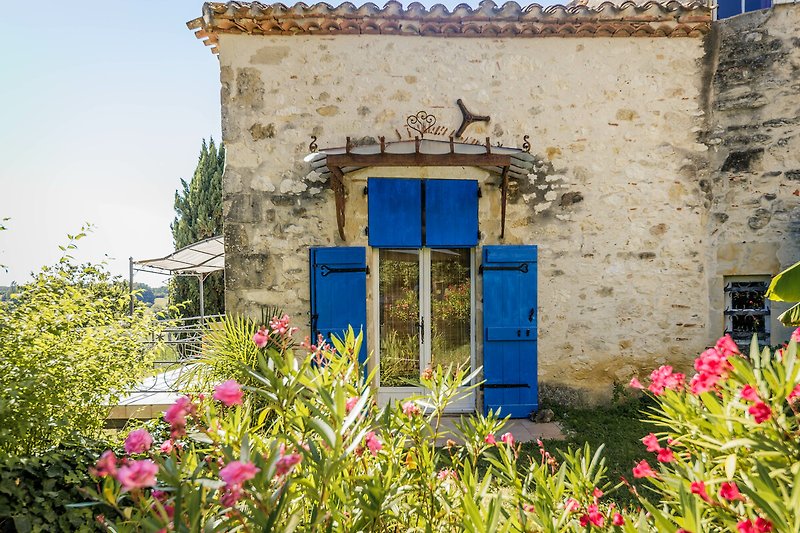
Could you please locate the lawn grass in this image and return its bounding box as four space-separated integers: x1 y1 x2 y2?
519 394 657 508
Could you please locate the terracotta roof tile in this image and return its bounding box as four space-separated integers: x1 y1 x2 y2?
187 0 712 54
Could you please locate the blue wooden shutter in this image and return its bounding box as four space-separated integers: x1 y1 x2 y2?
425 179 478 247
481 245 538 418
310 247 368 368
368 178 422 248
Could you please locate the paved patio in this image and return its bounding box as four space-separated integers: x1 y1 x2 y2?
435 417 565 445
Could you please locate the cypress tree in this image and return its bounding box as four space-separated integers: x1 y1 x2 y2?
170 139 225 317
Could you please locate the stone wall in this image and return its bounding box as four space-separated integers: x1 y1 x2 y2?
217 32 716 402
704 4 800 347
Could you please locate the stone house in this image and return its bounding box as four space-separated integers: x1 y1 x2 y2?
188 0 800 415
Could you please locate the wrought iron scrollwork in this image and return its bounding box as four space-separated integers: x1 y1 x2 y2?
406 111 437 138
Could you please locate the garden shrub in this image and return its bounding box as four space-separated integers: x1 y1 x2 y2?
0 438 112 532
81 321 800 532
0 240 160 454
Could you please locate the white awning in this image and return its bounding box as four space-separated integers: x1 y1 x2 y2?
135 235 224 276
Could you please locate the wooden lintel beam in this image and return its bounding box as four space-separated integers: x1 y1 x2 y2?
500 165 509 240
329 166 347 241
326 153 512 168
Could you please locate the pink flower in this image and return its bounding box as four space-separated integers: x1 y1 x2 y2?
365 431 382 455
580 515 589 527
564 498 580 512
629 377 644 389
437 468 457 480
748 401 772 424
755 517 774 532
738 520 756 533
740 385 759 402
213 380 244 406
522 503 535 513
159 440 174 454
402 401 421 416
219 460 260 487
791 327 800 344
124 429 153 455
269 314 298 337
91 450 118 478
632 460 657 478
275 452 302 476
345 396 359 413
690 481 712 503
115 459 158 491
592 487 603 499
484 433 497 445
586 504 604 527
641 433 661 452
719 481 744 501
648 366 684 395
788 384 800 402
612 512 624 526
164 396 195 436
690 371 720 395
657 448 675 463
220 486 243 507
253 325 269 348
715 334 740 357
500 432 515 447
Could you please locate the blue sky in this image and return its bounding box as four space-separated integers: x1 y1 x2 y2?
0 0 484 287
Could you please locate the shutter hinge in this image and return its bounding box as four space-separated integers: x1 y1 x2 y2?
478 263 529 275
364 227 369 236
363 186 368 196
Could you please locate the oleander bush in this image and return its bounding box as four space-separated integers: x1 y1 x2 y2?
82 318 800 532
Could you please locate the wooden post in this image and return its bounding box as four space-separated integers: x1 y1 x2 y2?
500 166 509 239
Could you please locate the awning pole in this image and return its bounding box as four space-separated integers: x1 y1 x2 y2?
129 256 134 316
199 274 205 325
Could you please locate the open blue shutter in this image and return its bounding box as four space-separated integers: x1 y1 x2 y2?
482 245 538 418
425 179 478 247
368 178 422 248
310 247 368 368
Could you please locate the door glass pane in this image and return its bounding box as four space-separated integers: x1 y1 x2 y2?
430 249 471 373
379 249 420 387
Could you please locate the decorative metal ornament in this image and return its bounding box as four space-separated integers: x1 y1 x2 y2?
309 136 318 152
522 135 531 153
406 111 437 138
455 99 490 138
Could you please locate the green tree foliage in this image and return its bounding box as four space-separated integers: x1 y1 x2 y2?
170 139 225 317
0 233 160 454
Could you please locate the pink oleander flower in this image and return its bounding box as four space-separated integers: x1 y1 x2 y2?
755 517 774 532
253 325 269 348
124 429 153 455
219 460 260 487
788 384 800 402
346 396 359 413
648 365 684 395
579 515 589 527
791 327 800 344
612 512 624 526
741 385 759 402
500 432 515 447
719 481 744 501
564 498 580 512
365 431 382 455
690 481 712 503
695 348 730 377
586 504 604 527
220 486 243 507
749 401 772 424
159 440 173 454
641 433 661 452
715 334 740 357
115 459 158 491
91 450 118 478
269 314 298 337
690 371 720 395
522 503 535 513
164 396 195 436
484 433 497 445
213 380 244 406
275 452 302 476
592 487 603 499
632 460 657 478
629 377 644 389
402 401 421 416
657 448 675 463
738 520 756 533
437 468 457 480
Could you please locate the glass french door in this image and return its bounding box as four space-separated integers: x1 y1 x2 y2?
377 248 473 390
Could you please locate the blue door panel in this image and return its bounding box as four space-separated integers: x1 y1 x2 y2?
310 246 368 369
482 245 538 419
368 178 422 248
425 179 478 247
